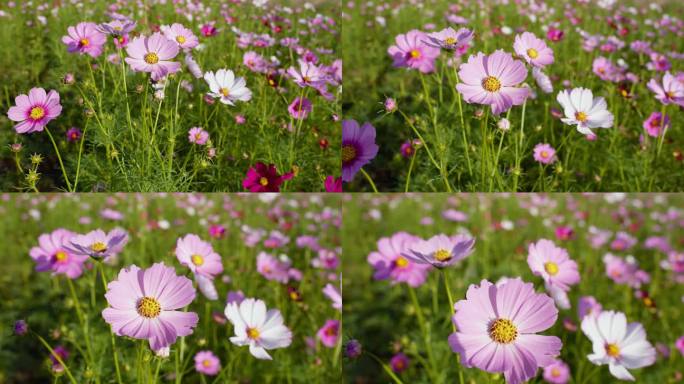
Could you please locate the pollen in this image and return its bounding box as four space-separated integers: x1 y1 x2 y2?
79 38 90 47
342 145 357 163
54 251 68 262
575 111 588 122
482 76 502 92
202 359 212 367
434 249 452 262
144 52 159 64
259 177 269 186
527 48 539 59
541 151 550 159
191 254 204 266
444 37 457 45
220 88 230 97
247 327 260 340
551 368 561 377
91 242 107 253
489 318 518 344
409 49 421 59
176 35 187 44
136 296 161 318
395 256 408 268
30 106 46 120
544 261 559 275
605 343 620 357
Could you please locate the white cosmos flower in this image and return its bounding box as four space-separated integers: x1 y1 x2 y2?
556 87 614 135
204 69 252 106
225 298 292 360
581 310 656 381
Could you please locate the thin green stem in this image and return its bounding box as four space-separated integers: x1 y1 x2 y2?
366 352 405 384
407 286 438 383
360 167 378 193
405 147 418 192
34 332 78 384
45 127 73 191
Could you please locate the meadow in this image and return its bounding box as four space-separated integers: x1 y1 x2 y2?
0 0 340 192
0 193 342 383
342 193 684 383
342 0 684 192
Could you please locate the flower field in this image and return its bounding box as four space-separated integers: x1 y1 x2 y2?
0 193 342 383
342 193 684 383
342 0 684 192
0 0 340 192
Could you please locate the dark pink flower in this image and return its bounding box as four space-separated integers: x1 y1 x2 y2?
242 162 293 192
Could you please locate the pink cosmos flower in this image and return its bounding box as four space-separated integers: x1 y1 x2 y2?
243 162 293 192
603 253 650 288
30 229 87 279
257 252 292 283
66 228 129 260
533 143 557 164
367 232 430 287
161 23 199 50
610 231 637 251
543 359 570 384
424 27 473 50
403 234 475 268
225 298 292 360
676 336 684 356
592 57 618 82
194 350 220 376
513 32 554 68
62 22 106 58
287 59 326 88
448 278 562 384
175 234 223 278
647 71 684 106
387 30 440 73
547 28 564 42
188 127 209 145
317 319 340 348
390 353 410 373
7 88 62 134
456 50 529 115
288 97 312 119
125 33 181 81
527 239 580 291
102 263 199 351
643 112 670 137
578 296 602 320
322 283 342 311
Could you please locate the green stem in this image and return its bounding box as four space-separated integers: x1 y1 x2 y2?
407 286 438 383
455 71 473 179
45 127 73 191
34 332 78 384
366 352 405 384
405 147 418 192
360 167 378 193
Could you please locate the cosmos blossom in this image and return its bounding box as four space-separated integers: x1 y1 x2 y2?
513 32 554 68
556 88 614 135
527 239 580 291
403 234 475 268
448 278 562 384
533 143 557 164
204 69 252 105
543 359 570 384
456 50 530 115
194 350 221 376
175 234 223 278
288 97 312 119
287 59 326 88
367 232 430 287
161 23 199 50
125 33 181 81
62 22 106 58
324 176 343 192
387 30 440 73
242 162 293 192
102 263 199 351
225 298 293 360
647 71 684 106
341 120 379 182
317 319 340 348
66 228 129 260
581 310 656 381
7 88 62 134
424 27 473 50
322 283 342 311
188 127 209 145
30 229 88 279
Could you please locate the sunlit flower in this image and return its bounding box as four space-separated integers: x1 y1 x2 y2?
225 298 292 360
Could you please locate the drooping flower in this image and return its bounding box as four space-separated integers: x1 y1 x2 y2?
556 88 614 135
62 22 106 58
367 232 430 287
288 97 312 119
448 278 562 384
388 30 440 73
125 33 181 80
161 23 199 50
424 27 473 51
341 120 379 182
194 350 221 376
456 50 530 115
317 319 340 348
647 71 684 106
403 234 475 268
102 263 199 351
204 69 252 105
581 310 656 381
225 298 292 360
242 162 293 192
188 127 209 145
30 229 87 279
543 359 570 384
7 88 62 134
66 228 129 260
175 234 223 278
97 20 136 37
513 32 554 68
643 112 670 137
533 143 557 164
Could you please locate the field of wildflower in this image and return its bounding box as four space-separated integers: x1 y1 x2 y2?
342 0 684 192
342 193 684 383
0 0 341 193
0 193 342 383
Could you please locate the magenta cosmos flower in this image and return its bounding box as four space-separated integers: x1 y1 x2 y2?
647 71 684 106
125 33 181 80
341 120 379 182
62 22 106 58
242 162 293 192
66 228 129 260
225 298 293 360
30 229 88 279
388 30 440 73
317 319 340 348
7 88 62 134
288 97 312 119
543 359 570 384
643 112 670 137
102 263 199 351
533 143 557 164
161 23 199 50
403 234 475 268
457 50 530 115
324 175 342 192
448 278 562 384
175 234 223 278
527 239 580 291
513 32 554 68
367 232 430 287
194 350 221 376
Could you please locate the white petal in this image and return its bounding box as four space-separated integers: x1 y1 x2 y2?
609 363 635 381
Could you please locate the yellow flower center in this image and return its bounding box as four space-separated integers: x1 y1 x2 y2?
302 76 311 83
541 150 549 159
114 26 123 31
544 262 559 275
395 256 409 268
144 53 159 64
30 107 45 120
91 242 107 253
409 49 421 59
445 37 457 45
527 48 539 59
247 327 260 340
605 343 620 357
551 368 561 377
202 359 212 367
434 249 452 262
482 76 502 92
191 254 204 266
666 91 674 98
54 251 68 262
176 35 186 44
259 177 269 186
80 38 90 46
220 88 230 97
489 318 518 344
136 296 161 318
575 111 588 122
342 145 357 163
